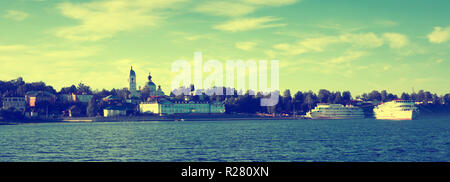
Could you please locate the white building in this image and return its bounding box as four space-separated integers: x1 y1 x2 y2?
127 66 224 115
140 99 225 115
2 97 26 111
103 106 126 117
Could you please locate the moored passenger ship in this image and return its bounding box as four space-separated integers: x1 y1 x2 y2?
306 103 365 119
373 100 419 120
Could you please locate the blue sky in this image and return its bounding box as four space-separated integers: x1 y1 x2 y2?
0 0 449 96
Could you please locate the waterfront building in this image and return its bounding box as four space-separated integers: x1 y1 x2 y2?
102 95 122 104
25 91 56 107
68 105 82 117
58 93 93 103
131 66 225 115
2 97 26 111
104 106 127 117
139 98 225 115
76 94 94 103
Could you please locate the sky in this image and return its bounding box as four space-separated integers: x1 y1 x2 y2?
0 0 449 96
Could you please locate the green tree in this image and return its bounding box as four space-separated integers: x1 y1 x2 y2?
410 92 418 101
386 93 397 101
77 83 93 94
417 90 425 102
342 91 352 103
333 92 342 104
401 93 410 100
141 85 150 101
327 92 336 103
318 89 331 103
443 94 450 105
304 91 317 110
86 97 98 117
381 90 388 102
282 89 293 113
60 85 77 94
368 90 382 101
293 91 304 114
116 88 130 100
424 91 433 102
361 93 368 100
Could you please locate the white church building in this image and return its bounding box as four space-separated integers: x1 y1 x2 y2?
128 66 225 115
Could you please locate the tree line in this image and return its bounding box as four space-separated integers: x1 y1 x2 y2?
171 85 450 115
1 77 450 117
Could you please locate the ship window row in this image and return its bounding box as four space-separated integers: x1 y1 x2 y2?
319 108 348 109
315 111 362 112
395 101 413 103
317 108 360 110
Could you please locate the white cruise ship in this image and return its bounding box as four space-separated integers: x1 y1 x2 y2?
373 100 419 120
306 103 365 119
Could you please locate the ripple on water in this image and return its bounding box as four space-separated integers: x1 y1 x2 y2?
0 119 449 161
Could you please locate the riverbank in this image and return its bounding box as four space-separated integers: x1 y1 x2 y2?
67 114 307 122
0 114 306 124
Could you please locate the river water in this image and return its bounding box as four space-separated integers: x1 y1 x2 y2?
0 117 449 162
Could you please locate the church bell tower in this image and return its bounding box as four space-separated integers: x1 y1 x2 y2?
129 66 138 98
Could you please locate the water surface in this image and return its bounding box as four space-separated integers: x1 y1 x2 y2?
0 117 449 162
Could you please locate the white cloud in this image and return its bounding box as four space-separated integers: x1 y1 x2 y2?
330 51 366 64
195 1 256 17
197 0 301 32
356 65 369 70
242 0 300 6
299 36 340 52
316 22 365 33
0 43 102 63
235 41 257 51
383 33 409 48
167 32 217 44
272 43 308 55
3 10 29 21
39 46 102 59
272 32 385 56
55 0 185 41
195 0 300 17
375 20 398 27
264 49 277 58
214 16 285 32
339 32 384 48
0 44 28 51
427 26 450 44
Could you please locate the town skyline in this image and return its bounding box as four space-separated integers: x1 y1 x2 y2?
1 0 450 96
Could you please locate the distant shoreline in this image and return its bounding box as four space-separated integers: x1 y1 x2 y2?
0 114 305 125
2 113 449 125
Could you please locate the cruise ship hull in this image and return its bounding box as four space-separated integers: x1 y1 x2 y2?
374 110 418 120
310 113 365 120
